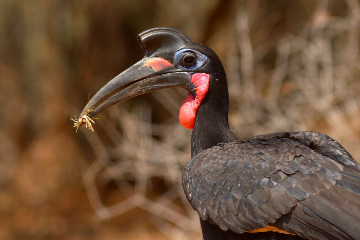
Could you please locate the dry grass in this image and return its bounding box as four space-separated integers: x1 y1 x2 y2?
79 106 200 240
229 0 360 159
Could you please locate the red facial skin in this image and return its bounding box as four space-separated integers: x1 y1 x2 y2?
179 73 210 129
145 58 173 71
143 58 210 130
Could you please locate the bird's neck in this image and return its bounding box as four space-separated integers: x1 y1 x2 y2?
190 75 237 157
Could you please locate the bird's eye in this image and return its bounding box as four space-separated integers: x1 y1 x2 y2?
181 52 197 67
174 48 209 70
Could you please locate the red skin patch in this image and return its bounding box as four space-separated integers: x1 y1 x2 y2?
179 73 210 129
144 58 173 71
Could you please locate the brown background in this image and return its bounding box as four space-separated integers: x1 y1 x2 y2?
1 0 360 239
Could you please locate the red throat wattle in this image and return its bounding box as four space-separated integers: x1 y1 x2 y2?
179 73 210 129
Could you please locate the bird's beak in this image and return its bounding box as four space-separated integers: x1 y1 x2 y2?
80 57 190 118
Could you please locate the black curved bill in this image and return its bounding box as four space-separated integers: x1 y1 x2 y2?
80 57 190 118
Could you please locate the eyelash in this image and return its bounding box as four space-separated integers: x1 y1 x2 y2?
174 49 209 70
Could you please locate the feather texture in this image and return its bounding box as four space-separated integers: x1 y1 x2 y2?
182 131 360 239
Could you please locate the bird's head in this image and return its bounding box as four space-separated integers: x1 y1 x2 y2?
80 28 228 130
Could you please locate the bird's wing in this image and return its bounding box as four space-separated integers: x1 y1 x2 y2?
250 131 358 169
182 136 360 240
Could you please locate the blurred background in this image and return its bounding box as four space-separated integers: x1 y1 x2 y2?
1 0 360 239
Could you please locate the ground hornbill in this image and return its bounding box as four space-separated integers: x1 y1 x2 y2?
78 28 360 240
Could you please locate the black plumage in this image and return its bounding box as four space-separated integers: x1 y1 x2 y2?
183 132 360 239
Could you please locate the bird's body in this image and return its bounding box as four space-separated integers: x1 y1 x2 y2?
79 28 360 239
184 131 360 239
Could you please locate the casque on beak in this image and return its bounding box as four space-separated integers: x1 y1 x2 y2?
80 57 190 119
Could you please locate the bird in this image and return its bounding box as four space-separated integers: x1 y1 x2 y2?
78 28 360 240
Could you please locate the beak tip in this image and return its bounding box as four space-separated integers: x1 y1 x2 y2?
72 107 97 132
